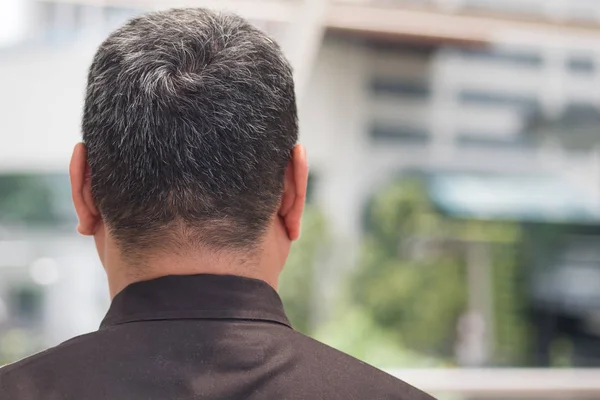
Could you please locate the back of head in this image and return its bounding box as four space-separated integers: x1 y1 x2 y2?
82 8 298 255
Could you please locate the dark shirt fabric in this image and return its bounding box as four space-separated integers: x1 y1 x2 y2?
0 274 435 400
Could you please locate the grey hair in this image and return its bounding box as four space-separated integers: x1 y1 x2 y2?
82 8 298 255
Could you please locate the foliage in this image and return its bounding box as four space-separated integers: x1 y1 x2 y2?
490 242 530 365
314 306 445 369
351 178 530 365
353 180 467 359
0 329 42 366
279 205 329 335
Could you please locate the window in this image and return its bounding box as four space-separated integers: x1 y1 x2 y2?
370 124 430 145
458 48 543 67
0 173 74 227
370 78 430 98
567 57 596 74
458 90 540 111
9 286 43 323
455 133 531 149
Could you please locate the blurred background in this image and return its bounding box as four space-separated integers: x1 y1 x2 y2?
2 0 600 397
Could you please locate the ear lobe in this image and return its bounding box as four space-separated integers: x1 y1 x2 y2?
69 143 101 236
279 145 308 241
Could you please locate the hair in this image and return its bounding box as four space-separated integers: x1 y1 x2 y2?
82 8 298 254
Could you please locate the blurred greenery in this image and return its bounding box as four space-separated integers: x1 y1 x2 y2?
351 180 467 360
0 329 41 366
490 239 530 365
351 178 530 365
0 174 72 225
279 205 329 335
282 178 532 366
314 306 445 368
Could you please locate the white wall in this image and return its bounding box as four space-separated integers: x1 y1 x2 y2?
0 0 29 47
300 37 370 245
0 44 97 172
41 237 108 347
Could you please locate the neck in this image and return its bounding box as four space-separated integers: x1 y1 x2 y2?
102 245 282 299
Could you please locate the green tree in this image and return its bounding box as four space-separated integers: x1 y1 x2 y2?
279 205 328 335
349 178 530 365
352 180 467 359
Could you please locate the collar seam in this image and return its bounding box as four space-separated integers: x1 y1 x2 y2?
100 310 292 329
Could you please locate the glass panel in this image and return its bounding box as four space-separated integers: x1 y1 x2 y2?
0 173 75 227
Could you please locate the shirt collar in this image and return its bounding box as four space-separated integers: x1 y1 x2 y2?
100 274 292 330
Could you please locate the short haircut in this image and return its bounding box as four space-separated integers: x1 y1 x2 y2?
82 8 298 253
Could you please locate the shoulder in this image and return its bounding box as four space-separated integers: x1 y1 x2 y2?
286 330 436 400
0 331 104 399
0 330 99 378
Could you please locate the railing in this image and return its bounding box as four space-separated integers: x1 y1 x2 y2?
389 369 600 398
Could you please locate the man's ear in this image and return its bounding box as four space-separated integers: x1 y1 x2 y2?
279 144 308 241
69 143 101 236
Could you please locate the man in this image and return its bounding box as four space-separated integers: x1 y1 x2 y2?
0 8 434 400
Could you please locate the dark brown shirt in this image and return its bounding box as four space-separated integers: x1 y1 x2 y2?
0 274 434 399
